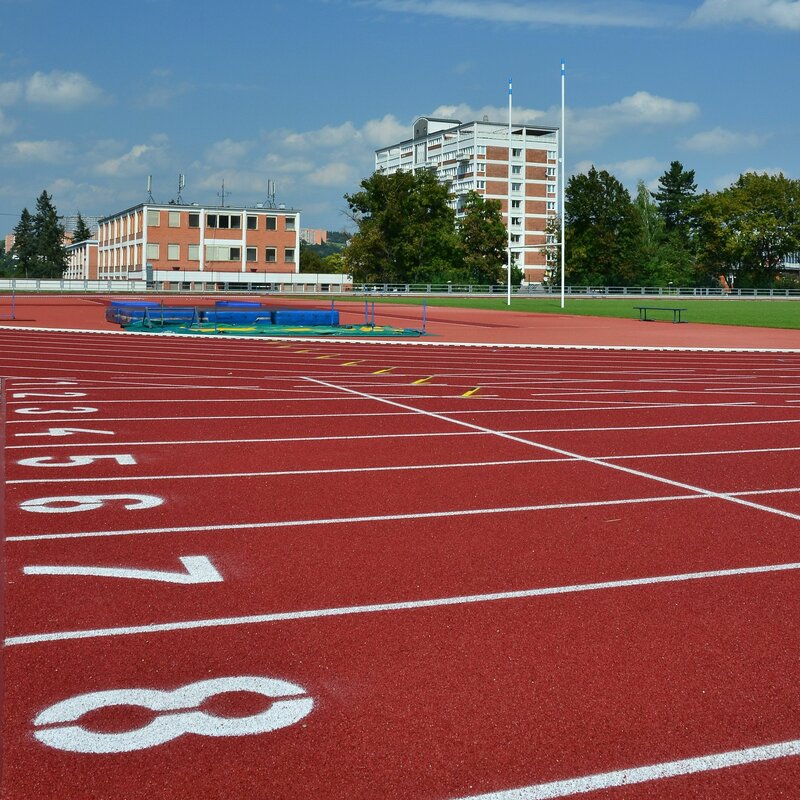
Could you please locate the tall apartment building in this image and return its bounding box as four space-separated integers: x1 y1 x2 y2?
97 202 301 288
375 116 559 283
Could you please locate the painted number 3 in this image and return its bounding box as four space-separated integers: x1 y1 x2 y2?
33 676 313 753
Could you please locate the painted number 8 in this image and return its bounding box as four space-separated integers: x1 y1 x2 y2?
33 676 314 753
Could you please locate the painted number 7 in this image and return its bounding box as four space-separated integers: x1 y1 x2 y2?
23 556 223 585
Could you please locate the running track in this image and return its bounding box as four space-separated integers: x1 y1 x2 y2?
2 328 800 799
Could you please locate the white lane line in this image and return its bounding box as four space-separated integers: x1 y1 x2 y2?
6 561 799 646
10 447 800 485
453 737 800 799
305 377 800 523
8 417 800 449
5 495 703 541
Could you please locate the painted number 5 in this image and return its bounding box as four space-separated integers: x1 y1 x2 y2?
34 676 314 753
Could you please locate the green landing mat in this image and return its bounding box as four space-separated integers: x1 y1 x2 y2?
122 320 426 337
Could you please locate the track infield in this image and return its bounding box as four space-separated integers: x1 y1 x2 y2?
2 327 800 799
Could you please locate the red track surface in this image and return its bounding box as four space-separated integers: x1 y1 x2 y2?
2 323 800 799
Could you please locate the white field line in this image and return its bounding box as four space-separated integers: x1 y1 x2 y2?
4 494 705 542
6 560 800 647
1 401 771 427
453 738 800 799
8 417 800 449
3 323 800 352
7 488 800 542
305 377 800 523
10 447 800 485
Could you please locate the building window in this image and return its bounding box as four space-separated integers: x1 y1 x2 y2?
246 247 257 262
168 211 180 228
284 247 295 263
547 184 556 193
511 182 522 191
147 210 160 227
477 145 486 155
512 165 522 175
188 213 200 228
512 148 522 157
207 214 217 228
511 200 521 209
206 245 241 261
547 167 556 177
476 180 485 189
230 215 241 229
168 244 180 260
285 216 296 231
230 246 241 260
266 216 277 230
477 162 485 173
247 216 257 230
265 247 277 262
511 217 522 226
188 245 199 260
146 243 160 259
547 201 556 210
511 234 521 243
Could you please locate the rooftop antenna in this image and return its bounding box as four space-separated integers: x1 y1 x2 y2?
146 175 154 203
264 179 276 208
176 174 185 204
217 179 230 207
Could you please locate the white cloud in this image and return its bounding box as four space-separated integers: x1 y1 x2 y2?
691 0 800 30
367 0 673 27
1 139 72 164
682 126 768 153
362 114 408 146
283 121 361 150
95 135 169 177
308 162 355 187
573 156 663 181
0 108 15 135
430 103 546 125
569 91 699 146
26 70 104 108
204 138 255 168
0 80 22 105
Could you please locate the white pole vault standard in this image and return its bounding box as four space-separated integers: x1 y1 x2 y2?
507 77 513 307
560 59 566 310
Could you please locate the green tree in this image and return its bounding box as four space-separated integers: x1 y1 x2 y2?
344 170 459 283
72 212 93 243
33 190 67 278
456 192 508 285
633 180 696 286
564 166 643 285
694 172 800 287
652 161 697 239
12 207 37 278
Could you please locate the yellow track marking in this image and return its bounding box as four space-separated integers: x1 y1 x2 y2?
412 376 433 385
461 387 481 397
342 360 364 366
373 367 395 375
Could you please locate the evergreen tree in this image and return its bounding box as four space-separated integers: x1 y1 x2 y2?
33 190 67 278
457 192 508 285
72 212 93 243
12 207 37 278
652 161 697 238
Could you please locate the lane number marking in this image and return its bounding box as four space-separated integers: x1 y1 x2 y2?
20 494 163 514
23 555 223 585
12 392 88 399
15 407 98 415
33 676 313 753
18 454 137 468
15 427 116 438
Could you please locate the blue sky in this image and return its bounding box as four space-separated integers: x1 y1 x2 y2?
1 0 798 233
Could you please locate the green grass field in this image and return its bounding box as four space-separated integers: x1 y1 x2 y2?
362 295 800 329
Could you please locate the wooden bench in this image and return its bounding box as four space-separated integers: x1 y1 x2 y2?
633 306 687 323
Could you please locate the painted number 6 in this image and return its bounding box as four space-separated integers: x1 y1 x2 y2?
33 676 314 753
